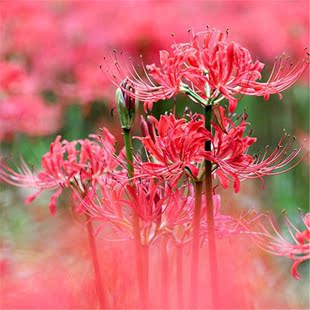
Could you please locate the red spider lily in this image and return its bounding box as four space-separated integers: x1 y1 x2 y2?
204 107 256 192
103 51 187 112
135 113 211 185
203 107 305 192
177 29 265 112
108 29 308 112
134 109 303 193
0 129 118 214
76 177 194 244
237 52 309 101
178 30 309 112
76 176 249 246
248 211 310 280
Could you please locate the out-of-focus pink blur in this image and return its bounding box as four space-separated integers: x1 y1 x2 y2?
0 0 308 138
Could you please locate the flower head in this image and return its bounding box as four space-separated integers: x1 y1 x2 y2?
107 29 308 112
115 79 139 130
77 177 250 246
249 211 310 280
135 113 211 184
203 107 305 192
0 129 118 214
77 177 194 244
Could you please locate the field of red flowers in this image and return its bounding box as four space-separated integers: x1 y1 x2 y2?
0 1 309 309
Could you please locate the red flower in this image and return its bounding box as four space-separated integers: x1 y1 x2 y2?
249 211 310 280
105 47 193 111
78 177 249 246
0 129 118 214
77 177 195 244
132 109 303 193
237 53 309 101
108 29 308 112
179 30 265 112
203 108 305 192
135 113 211 184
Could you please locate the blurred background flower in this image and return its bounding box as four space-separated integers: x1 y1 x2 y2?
0 0 309 308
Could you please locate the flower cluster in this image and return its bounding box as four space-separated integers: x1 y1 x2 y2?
0 26 309 308
110 29 308 112
0 128 118 214
136 113 210 184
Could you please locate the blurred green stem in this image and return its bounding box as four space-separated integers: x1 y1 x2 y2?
176 244 184 308
190 181 203 308
85 213 105 308
205 105 219 308
161 235 169 308
123 128 148 308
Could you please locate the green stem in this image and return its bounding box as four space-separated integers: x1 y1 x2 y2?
123 128 134 179
190 181 203 308
181 83 208 106
205 105 219 308
85 214 105 308
123 128 147 308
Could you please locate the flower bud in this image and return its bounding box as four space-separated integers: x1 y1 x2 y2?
115 80 138 130
140 116 149 137
140 116 156 142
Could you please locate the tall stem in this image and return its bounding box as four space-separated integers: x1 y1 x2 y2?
85 214 105 308
123 128 135 179
161 235 169 308
190 181 203 308
123 128 147 307
176 244 184 309
205 105 219 308
143 244 149 307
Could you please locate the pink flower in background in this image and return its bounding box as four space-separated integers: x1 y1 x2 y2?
0 62 28 94
0 61 40 96
0 61 61 140
1 0 308 110
0 96 61 140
